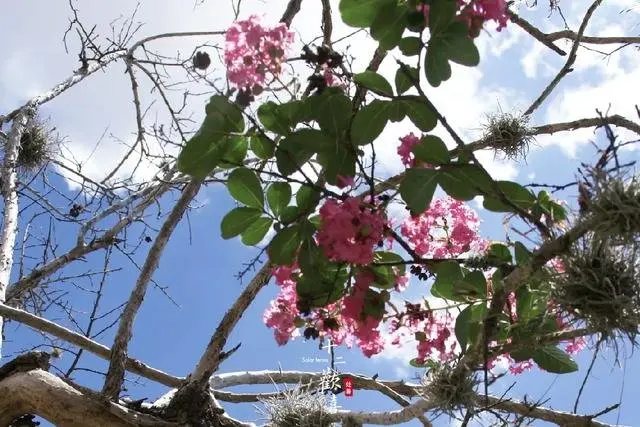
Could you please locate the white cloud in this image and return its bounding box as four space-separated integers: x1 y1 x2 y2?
537 49 640 157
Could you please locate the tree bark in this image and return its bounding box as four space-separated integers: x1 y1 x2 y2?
0 110 30 357
0 369 175 426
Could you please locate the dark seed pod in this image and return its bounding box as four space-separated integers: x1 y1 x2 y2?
69 204 83 218
303 327 319 340
192 51 211 70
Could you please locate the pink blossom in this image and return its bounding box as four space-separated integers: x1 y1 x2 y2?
323 65 347 90
317 197 386 265
336 175 354 189
224 15 294 91
400 197 482 258
263 276 299 345
394 268 409 292
417 0 508 37
398 133 421 167
549 257 566 274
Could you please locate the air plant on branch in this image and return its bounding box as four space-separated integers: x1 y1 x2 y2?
256 381 334 427
420 363 478 415
481 111 535 162
552 234 640 344
15 115 58 174
581 172 640 243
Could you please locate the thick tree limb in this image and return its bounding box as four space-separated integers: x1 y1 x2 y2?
0 302 183 387
485 395 619 427
187 263 273 388
103 179 202 398
210 370 618 426
508 10 567 56
210 370 420 401
0 110 31 356
280 0 303 26
0 369 175 426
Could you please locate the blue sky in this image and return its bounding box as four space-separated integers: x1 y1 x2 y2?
1 0 640 426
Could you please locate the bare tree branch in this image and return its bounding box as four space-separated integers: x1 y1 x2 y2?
103 179 202 398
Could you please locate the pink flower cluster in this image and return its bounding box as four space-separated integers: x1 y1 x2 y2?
340 271 385 357
401 196 487 258
224 15 294 92
264 267 402 358
323 65 348 91
391 306 458 363
263 265 301 345
398 133 420 168
417 0 508 36
317 197 387 265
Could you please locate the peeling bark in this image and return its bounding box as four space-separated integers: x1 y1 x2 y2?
0 353 174 427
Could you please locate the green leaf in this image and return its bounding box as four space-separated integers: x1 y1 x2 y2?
280 205 301 224
370 2 407 50
399 96 437 132
203 95 245 133
514 241 533 265
488 243 512 264
455 304 486 352
398 37 423 56
298 224 327 274
395 66 418 95
317 147 357 186
219 136 249 169
406 9 427 33
437 164 494 201
267 182 292 217
339 0 393 27
258 101 292 134
296 185 321 213
441 22 480 66
362 289 387 319
409 358 430 368
370 251 406 289
483 181 537 213
412 135 449 164
428 0 456 35
400 168 438 213
178 134 232 179
425 40 452 87
267 225 302 265
431 261 464 300
250 134 274 160
297 263 347 307
221 207 262 239
515 285 541 322
510 347 535 362
227 167 264 209
537 191 568 222
387 99 406 122
533 346 579 374
354 71 394 97
307 89 351 136
275 130 321 176
241 217 273 246
456 270 486 300
177 96 245 178
351 100 390 145
443 35 480 67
